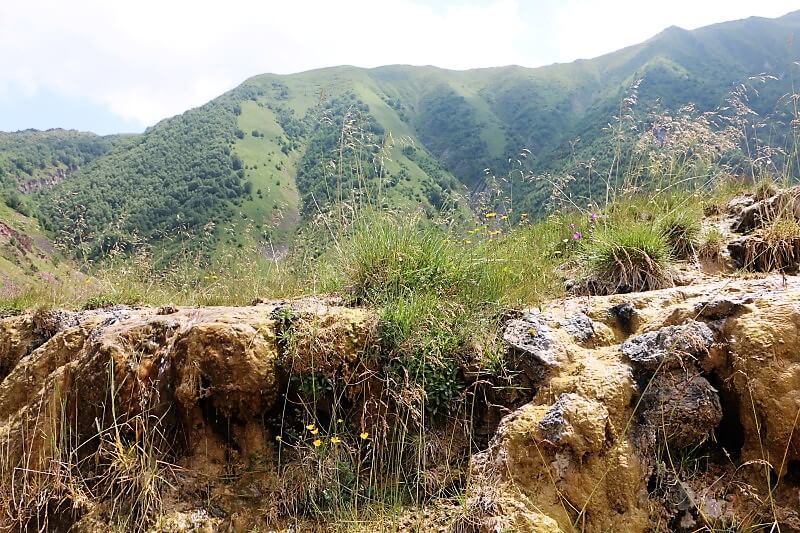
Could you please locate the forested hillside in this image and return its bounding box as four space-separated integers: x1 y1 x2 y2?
6 10 800 260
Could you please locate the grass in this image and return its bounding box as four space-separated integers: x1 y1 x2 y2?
743 215 800 273
580 222 672 295
658 209 700 259
699 227 725 262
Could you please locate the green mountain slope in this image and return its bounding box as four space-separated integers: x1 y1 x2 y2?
14 10 800 259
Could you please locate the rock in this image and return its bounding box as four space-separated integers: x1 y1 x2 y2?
4 275 800 531
503 311 566 369
635 370 722 452
621 320 714 374
723 298 800 476
0 301 377 532
693 297 753 320
726 193 755 216
732 186 800 234
173 320 279 418
559 312 595 343
537 393 610 457
281 306 377 380
608 302 638 335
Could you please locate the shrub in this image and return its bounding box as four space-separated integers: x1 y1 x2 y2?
82 294 119 310
3 190 22 210
581 223 671 294
659 210 700 259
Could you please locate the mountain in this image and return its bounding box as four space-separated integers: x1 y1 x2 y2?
7 10 800 260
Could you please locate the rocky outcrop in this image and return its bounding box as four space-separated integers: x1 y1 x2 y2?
3 277 800 531
0 300 377 532
16 166 71 194
466 275 800 532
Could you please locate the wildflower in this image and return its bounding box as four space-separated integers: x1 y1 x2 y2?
500 215 508 221
572 231 582 241
485 212 497 219
275 436 282 441
306 423 316 431
463 239 473 244
488 230 501 237
589 212 599 223
330 436 341 445
311 427 319 435
360 432 369 440
312 439 322 448
336 418 343 424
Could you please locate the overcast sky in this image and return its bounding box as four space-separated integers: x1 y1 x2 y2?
0 0 797 134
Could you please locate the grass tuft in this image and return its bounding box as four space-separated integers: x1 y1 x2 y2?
658 210 700 259
581 223 672 295
698 227 725 262
744 216 800 272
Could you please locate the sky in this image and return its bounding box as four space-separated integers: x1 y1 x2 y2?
0 0 797 134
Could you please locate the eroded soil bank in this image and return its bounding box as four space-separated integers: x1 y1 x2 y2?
1 276 800 531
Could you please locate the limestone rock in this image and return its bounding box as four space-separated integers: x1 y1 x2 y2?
635 369 722 452
559 312 595 343
537 393 610 457
621 320 714 373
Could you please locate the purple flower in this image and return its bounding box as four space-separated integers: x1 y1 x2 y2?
589 212 599 223
572 231 582 241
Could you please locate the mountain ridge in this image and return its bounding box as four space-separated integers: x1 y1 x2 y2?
2 9 800 262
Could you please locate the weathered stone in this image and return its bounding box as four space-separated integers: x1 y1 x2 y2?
621 320 714 373
731 187 800 234
503 311 565 368
635 370 722 452
538 393 610 456
608 301 638 334
693 297 753 320
559 312 595 343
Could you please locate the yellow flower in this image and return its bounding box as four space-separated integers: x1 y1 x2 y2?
463 239 472 244
275 435 282 441
336 418 344 424
312 439 322 448
360 432 369 440
311 428 319 435
485 212 497 219
306 423 316 431
330 436 341 445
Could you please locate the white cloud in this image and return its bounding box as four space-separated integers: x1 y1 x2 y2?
0 0 797 129
0 0 525 127
551 0 799 63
